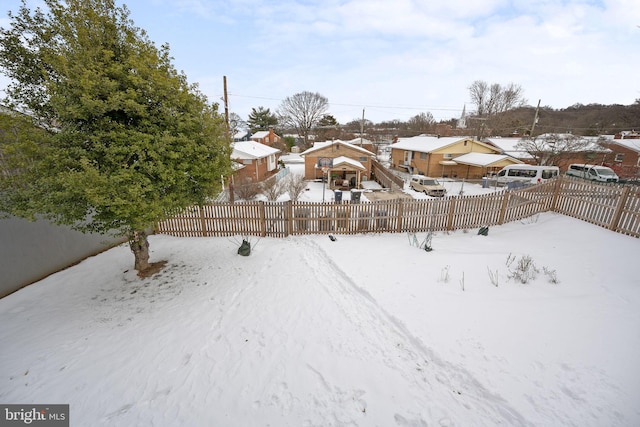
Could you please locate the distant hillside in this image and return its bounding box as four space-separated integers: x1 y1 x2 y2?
474 102 640 137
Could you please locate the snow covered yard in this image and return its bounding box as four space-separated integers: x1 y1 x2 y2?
1 212 639 426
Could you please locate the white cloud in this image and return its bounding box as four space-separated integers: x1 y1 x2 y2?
1 0 638 123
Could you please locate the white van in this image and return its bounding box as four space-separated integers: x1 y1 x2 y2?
495 165 560 184
565 164 619 183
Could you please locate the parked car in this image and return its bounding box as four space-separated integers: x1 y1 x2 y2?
565 164 619 183
409 175 447 197
496 165 560 184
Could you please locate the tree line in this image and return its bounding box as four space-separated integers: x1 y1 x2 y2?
237 82 640 149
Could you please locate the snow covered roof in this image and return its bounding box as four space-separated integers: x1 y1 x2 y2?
391 136 472 152
250 131 270 139
608 138 640 153
345 137 373 146
301 139 375 156
231 140 280 160
233 131 250 141
485 135 611 157
330 156 366 170
389 136 496 154
484 137 534 160
452 153 522 167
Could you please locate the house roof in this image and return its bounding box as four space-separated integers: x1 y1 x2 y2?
301 139 375 157
391 135 498 154
484 137 534 159
330 156 366 171
608 138 640 153
231 140 280 160
250 130 278 139
451 153 522 167
250 131 267 139
345 137 373 146
233 131 250 141
485 134 611 158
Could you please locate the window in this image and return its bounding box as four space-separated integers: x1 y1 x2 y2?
507 169 536 178
443 153 453 159
615 153 625 162
359 156 368 162
420 153 427 160
243 159 252 165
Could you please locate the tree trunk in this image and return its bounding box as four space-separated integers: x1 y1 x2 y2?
129 230 150 272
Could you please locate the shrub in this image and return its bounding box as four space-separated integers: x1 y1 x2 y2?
507 254 539 284
285 174 308 202
261 176 287 201
234 178 261 200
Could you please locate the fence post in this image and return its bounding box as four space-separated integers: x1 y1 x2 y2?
259 201 267 237
609 186 630 232
396 198 404 232
446 196 457 230
286 200 293 237
550 176 563 212
498 190 510 225
199 205 208 237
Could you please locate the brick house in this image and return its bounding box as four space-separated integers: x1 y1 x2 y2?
250 129 281 147
486 134 615 173
301 140 375 189
231 140 281 183
600 132 640 179
390 135 520 179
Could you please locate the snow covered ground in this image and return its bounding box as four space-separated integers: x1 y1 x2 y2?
1 159 639 426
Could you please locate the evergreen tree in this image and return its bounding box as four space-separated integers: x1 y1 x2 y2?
247 106 277 133
0 0 231 273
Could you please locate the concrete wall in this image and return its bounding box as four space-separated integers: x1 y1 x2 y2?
0 216 125 298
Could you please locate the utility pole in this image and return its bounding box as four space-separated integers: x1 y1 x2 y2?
360 108 365 146
530 99 540 137
223 76 234 203
223 75 230 139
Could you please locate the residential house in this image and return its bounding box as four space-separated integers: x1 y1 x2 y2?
300 139 376 189
486 134 615 173
250 128 281 147
231 140 281 184
484 137 535 162
233 130 251 142
345 137 375 154
390 135 520 179
600 132 640 178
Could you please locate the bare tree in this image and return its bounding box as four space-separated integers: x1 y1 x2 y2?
229 112 246 137
469 80 527 137
469 80 526 117
285 174 308 202
234 178 261 200
407 112 435 134
515 134 589 166
261 176 287 201
277 91 329 149
469 80 489 116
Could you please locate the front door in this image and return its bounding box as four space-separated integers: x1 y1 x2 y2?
404 150 413 166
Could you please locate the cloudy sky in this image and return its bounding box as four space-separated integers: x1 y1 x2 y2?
1 0 639 124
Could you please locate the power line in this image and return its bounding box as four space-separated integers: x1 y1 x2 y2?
227 92 463 113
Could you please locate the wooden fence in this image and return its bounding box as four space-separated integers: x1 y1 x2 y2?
371 159 404 190
156 176 640 239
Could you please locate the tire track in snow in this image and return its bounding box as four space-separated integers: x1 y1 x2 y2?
297 237 531 427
